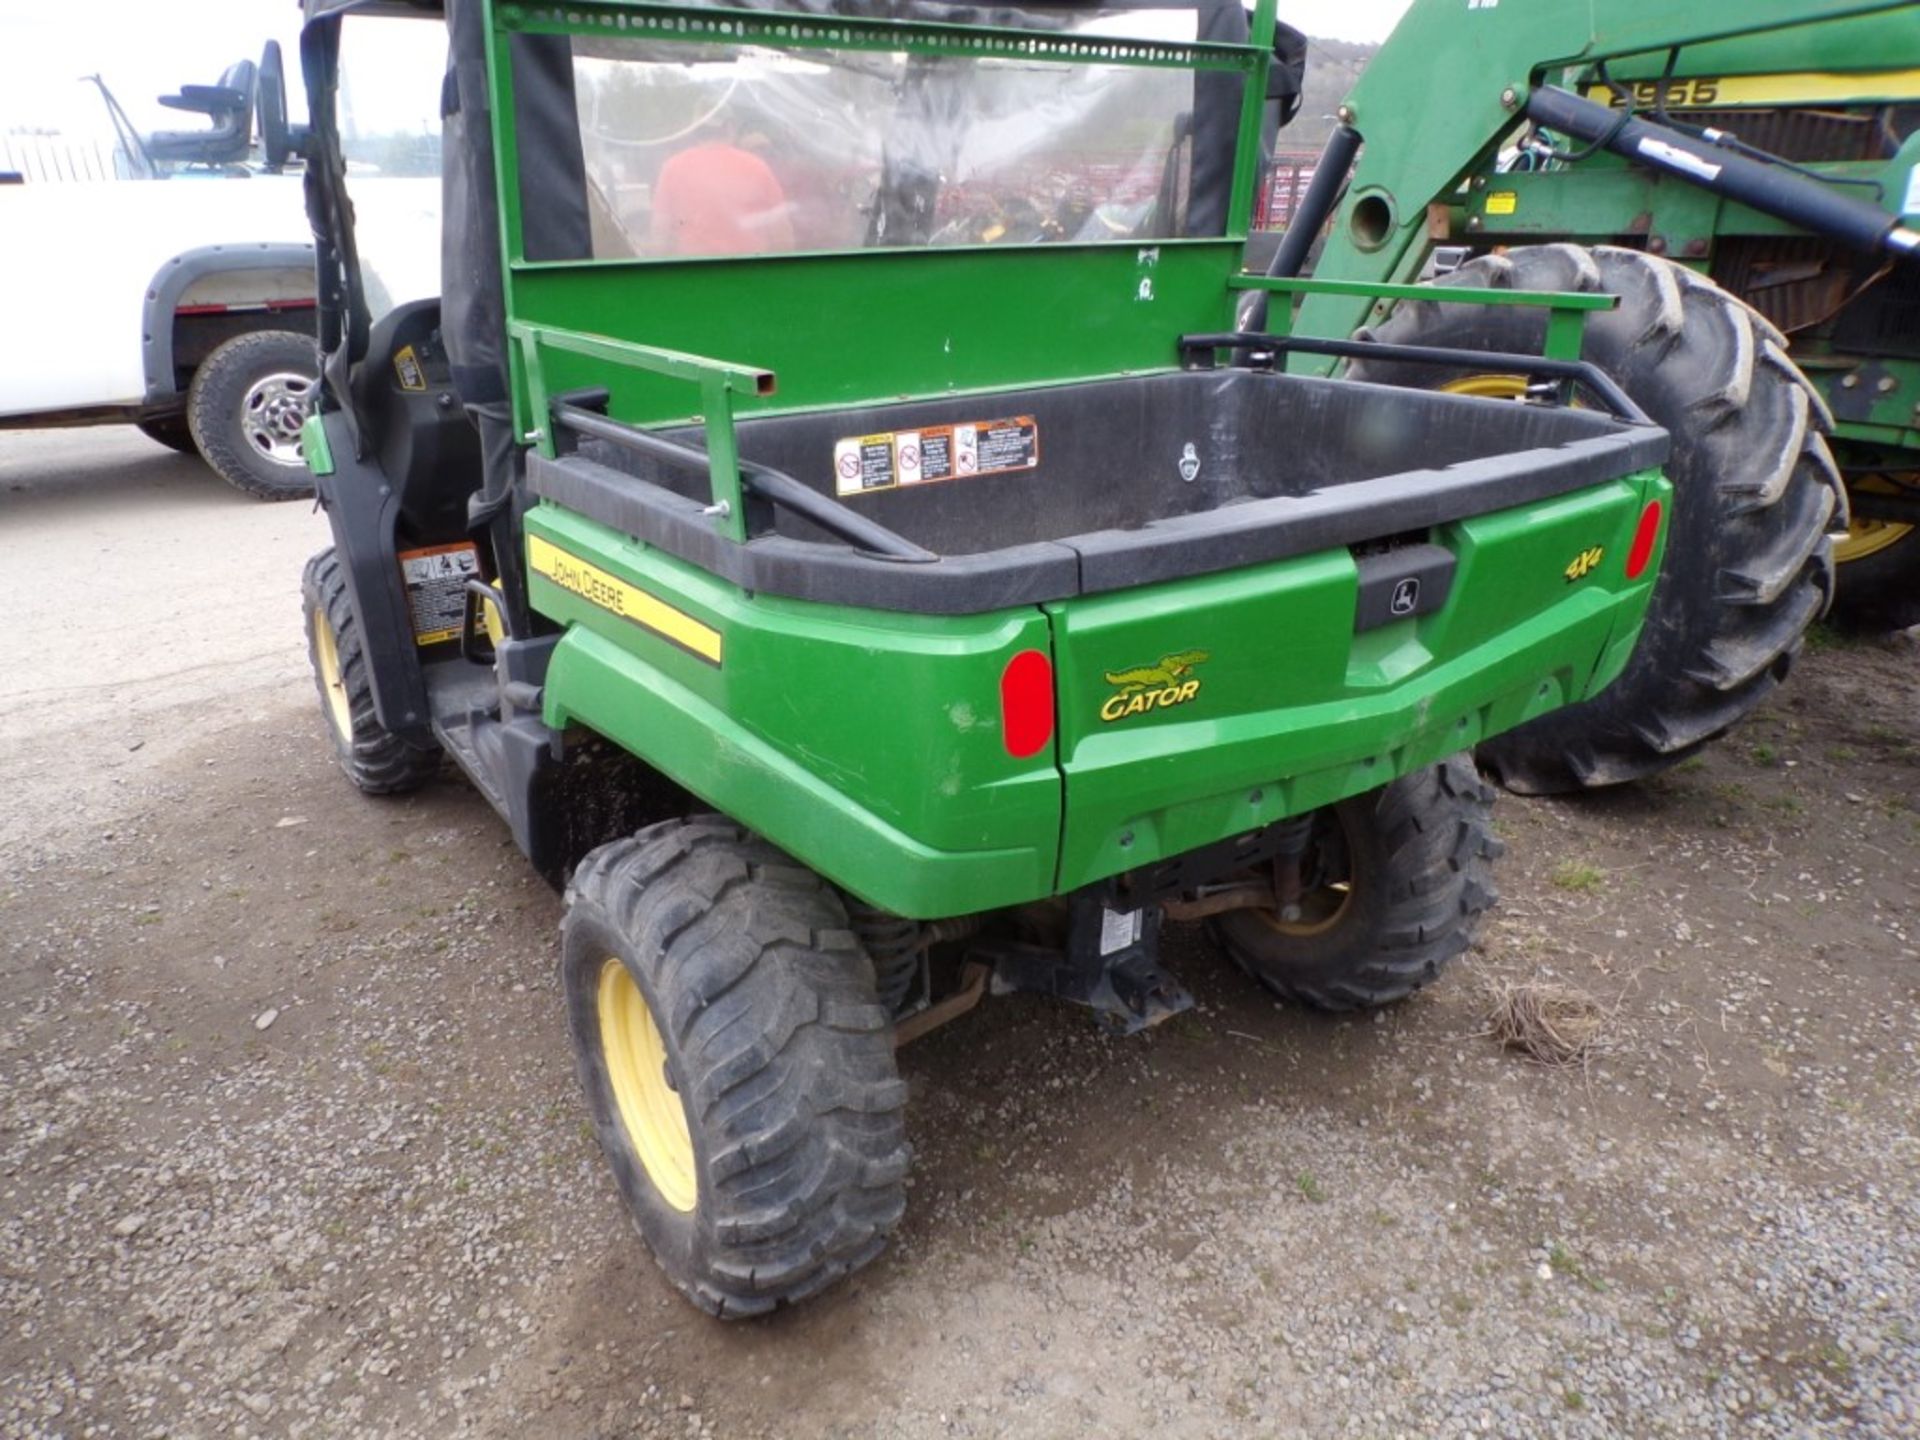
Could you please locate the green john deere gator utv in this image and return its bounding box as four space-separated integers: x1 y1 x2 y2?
1261 0 1920 790
296 0 1673 1316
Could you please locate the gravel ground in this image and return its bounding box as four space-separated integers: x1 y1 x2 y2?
2 428 1918 1438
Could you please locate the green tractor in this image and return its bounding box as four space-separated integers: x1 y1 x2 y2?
296 0 1678 1316
1269 0 1920 790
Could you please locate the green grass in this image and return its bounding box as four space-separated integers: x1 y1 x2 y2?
1295 1171 1326 1203
1563 1391 1586 1412
1548 1240 1608 1293
1749 742 1779 766
1550 860 1605 895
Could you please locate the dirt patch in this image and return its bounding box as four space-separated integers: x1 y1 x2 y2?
3 433 1918 1439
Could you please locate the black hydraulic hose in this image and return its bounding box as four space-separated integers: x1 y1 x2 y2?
1524 86 1920 264
1246 123 1362 331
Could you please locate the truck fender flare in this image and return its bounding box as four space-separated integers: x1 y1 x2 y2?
140 242 317 404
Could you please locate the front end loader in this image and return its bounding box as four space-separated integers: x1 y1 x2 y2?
1272 0 1919 791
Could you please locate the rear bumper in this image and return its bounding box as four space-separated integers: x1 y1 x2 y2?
531 468 1666 919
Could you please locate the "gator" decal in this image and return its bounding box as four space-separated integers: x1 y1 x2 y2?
1100 650 1209 723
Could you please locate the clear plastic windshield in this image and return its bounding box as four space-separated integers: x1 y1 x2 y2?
571 11 1228 260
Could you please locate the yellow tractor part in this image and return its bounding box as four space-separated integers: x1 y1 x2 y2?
597 958 698 1213
1833 474 1915 564
1439 373 1531 401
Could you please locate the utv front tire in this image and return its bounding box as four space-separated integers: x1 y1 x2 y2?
186 329 317 500
302 548 441 794
1351 245 1842 793
1211 757 1499 1011
563 818 910 1317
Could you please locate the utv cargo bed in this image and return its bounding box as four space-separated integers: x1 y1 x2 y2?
531 366 1666 612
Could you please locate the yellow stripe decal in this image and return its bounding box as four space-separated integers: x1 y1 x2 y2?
1585 69 1920 109
527 535 723 665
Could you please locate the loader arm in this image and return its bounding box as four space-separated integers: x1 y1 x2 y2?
1292 0 1920 362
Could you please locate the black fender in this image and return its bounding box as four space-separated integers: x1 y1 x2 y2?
140 242 316 404
312 408 433 740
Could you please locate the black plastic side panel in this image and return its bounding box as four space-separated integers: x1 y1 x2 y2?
141 242 316 403
313 410 433 738
528 452 1084 615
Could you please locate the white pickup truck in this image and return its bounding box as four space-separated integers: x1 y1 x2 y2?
0 42 438 499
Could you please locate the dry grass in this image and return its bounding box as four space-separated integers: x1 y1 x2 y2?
1483 979 1612 1068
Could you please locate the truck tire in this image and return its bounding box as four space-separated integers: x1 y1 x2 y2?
1828 474 1920 632
1210 757 1499 1011
135 415 197 455
563 817 910 1318
301 548 441 794
186 329 317 501
1349 245 1842 793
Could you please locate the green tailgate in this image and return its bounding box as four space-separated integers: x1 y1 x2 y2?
1047 471 1666 892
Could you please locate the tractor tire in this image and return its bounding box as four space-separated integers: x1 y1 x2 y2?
1210 757 1499 1011
135 414 197 454
1349 244 1843 794
301 548 441 794
1828 475 1920 632
562 817 910 1318
186 329 317 501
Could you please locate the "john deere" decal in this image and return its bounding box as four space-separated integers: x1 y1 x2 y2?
1100 650 1210 723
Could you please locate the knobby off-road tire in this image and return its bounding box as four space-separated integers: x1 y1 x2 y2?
1350 244 1843 793
135 414 197 454
563 817 910 1317
1211 757 1500 1011
186 329 317 501
301 548 441 794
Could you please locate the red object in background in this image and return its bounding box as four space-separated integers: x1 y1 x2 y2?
650 142 797 256
1000 649 1055 759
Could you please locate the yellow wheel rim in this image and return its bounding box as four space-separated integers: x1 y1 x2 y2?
1253 881 1354 937
597 959 698 1213
1833 475 1915 565
1439 373 1531 401
1250 809 1358 937
312 607 352 741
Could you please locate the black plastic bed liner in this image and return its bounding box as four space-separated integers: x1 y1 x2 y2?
527 368 1668 615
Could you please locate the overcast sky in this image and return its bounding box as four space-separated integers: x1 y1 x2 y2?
0 0 1415 140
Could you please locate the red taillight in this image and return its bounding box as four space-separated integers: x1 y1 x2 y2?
1000 649 1054 759
1625 499 1664 580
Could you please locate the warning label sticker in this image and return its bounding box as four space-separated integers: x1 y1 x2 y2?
397 542 480 646
833 416 1039 496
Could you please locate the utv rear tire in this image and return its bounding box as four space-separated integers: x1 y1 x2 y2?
302 547 441 794
1350 245 1842 793
136 415 197 455
563 817 910 1318
186 329 317 501
1211 757 1500 1011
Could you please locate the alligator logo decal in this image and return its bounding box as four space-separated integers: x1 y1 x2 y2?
1100 650 1210 723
